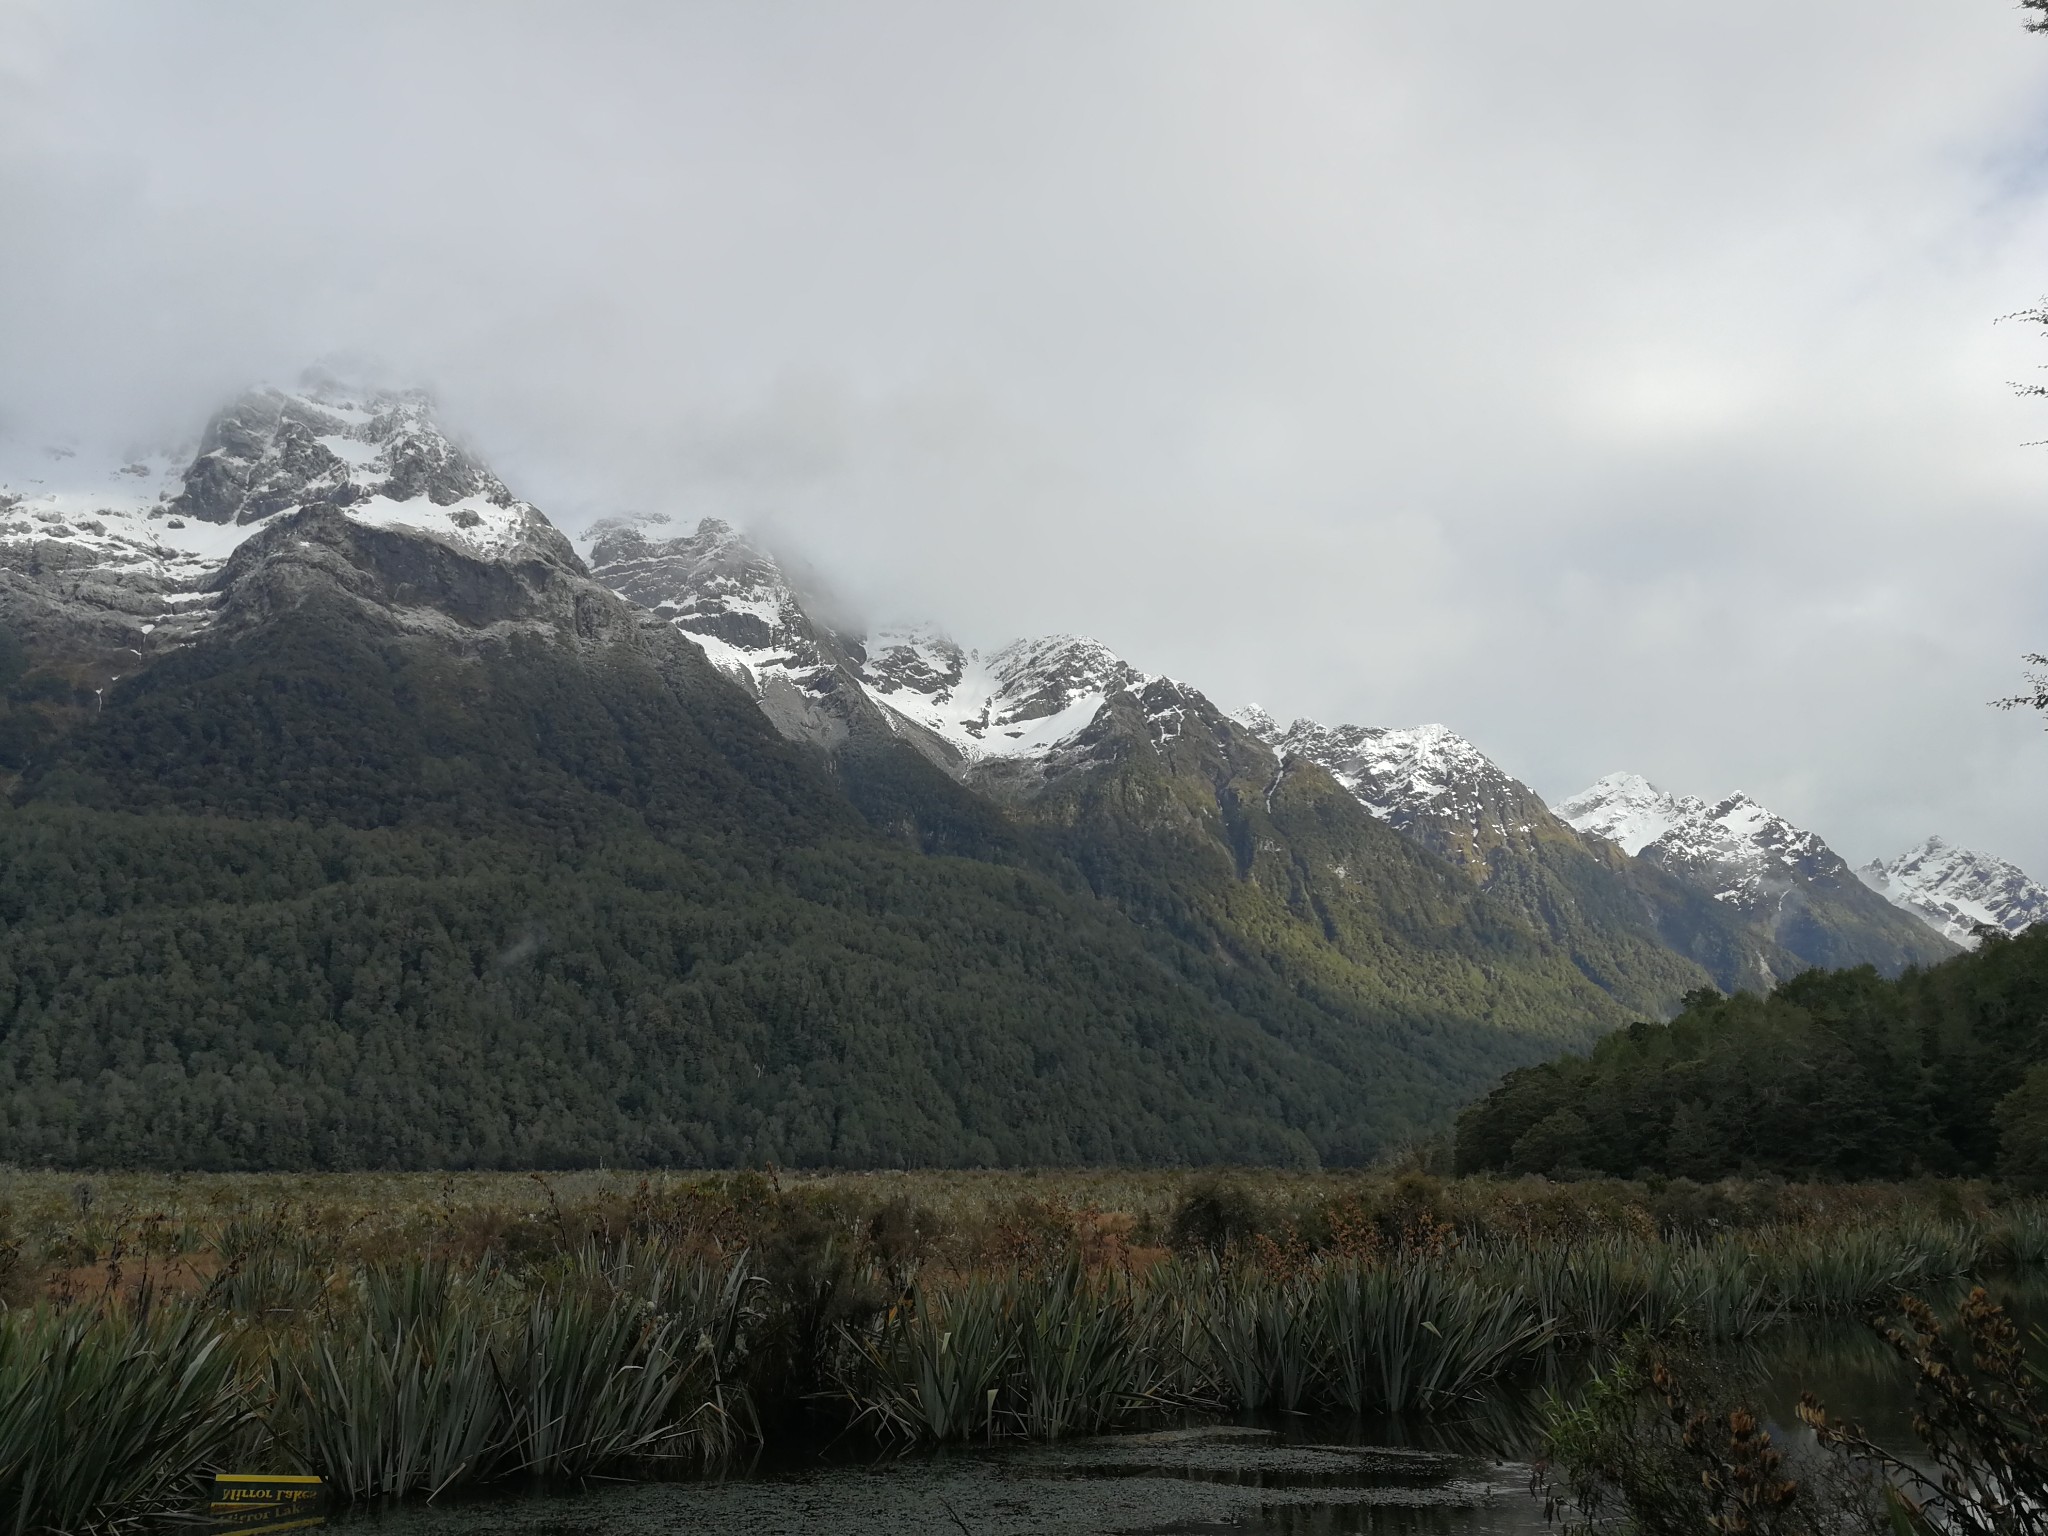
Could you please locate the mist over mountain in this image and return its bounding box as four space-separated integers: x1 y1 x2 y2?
4 3 2047 888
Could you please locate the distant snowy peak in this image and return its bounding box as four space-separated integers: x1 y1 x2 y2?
1270 716 1556 874
1231 704 1281 741
0 372 569 659
169 378 565 565
1860 837 2048 947
1559 774 1847 912
858 630 1153 763
1 376 559 582
1554 773 1700 857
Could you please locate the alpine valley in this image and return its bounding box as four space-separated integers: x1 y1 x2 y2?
0 374 2026 1170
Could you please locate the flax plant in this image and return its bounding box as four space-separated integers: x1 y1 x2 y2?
0 1304 254 1535
1310 1260 1548 1414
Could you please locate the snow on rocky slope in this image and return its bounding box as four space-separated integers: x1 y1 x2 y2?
1859 837 2048 947
1557 774 1840 912
0 369 568 658
1556 772 1958 974
585 516 1164 777
1230 710 1555 876
1552 772 1696 856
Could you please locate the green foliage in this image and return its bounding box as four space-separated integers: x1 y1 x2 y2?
264 1244 758 1506
0 1305 252 1535
0 1169 2033 1531
1457 931 2048 1180
0 626 24 694
1997 1066 2048 1189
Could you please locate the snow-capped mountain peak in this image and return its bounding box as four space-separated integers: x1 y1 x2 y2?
586 516 830 684
1230 703 1280 740
1559 773 1853 914
0 371 569 660
166 376 557 565
1276 719 1510 824
1270 716 1555 874
1860 836 2048 947
1553 772 1701 856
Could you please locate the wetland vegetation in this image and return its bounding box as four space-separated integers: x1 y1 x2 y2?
3 1167 2045 1532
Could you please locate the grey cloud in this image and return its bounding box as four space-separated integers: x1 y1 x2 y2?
4 0 2048 872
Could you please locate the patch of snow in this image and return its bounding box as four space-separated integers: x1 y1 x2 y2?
344 494 535 560
857 629 1148 761
1555 773 1696 856
1277 718 1522 833
1559 774 1852 912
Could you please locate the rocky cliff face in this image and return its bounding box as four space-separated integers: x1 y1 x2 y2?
1256 717 1555 877
583 518 1163 788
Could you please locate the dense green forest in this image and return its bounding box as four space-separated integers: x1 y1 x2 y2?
1454 926 2048 1182
0 582 1620 1170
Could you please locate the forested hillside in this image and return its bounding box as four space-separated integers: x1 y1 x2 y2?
0 563 1612 1169
1454 926 2048 1182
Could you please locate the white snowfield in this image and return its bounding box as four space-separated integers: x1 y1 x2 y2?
587 516 1164 766
0 437 248 582
1859 836 2048 947
1554 771 1694 856
863 628 1149 762
1554 772 2047 947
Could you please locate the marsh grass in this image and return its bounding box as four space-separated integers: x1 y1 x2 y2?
275 1243 758 1499
3 1168 2042 1528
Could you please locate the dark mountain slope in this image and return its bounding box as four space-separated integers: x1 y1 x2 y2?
0 472 1573 1168
2 524 1390 1167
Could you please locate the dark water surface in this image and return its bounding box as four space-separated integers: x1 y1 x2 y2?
312 1278 2048 1536
327 1422 1549 1536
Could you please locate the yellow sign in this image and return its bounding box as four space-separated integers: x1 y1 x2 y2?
209 1474 325 1520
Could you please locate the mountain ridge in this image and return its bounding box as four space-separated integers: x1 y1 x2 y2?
1557 772 1958 976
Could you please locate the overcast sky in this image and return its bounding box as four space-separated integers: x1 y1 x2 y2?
5 1 2048 872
